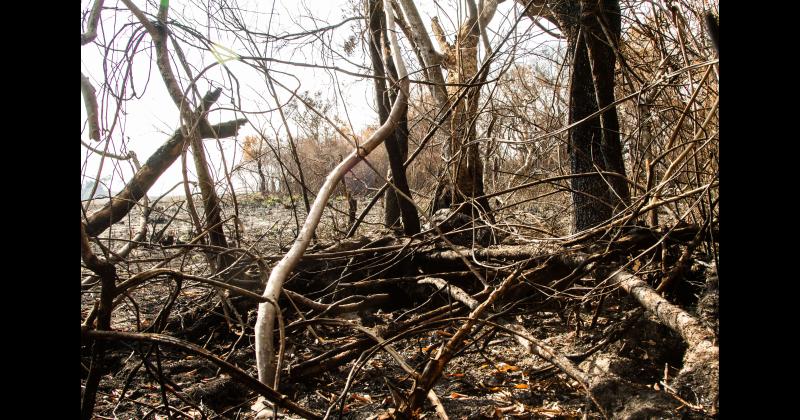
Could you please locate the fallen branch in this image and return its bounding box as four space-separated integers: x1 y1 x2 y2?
283 289 391 316
399 268 522 416
419 276 539 359
85 330 322 420
606 267 718 412
418 277 478 309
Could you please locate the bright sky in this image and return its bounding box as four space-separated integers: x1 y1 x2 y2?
81 0 560 198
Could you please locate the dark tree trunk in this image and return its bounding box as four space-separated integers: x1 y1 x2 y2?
554 0 629 232
256 158 268 197
582 0 629 208
368 0 420 235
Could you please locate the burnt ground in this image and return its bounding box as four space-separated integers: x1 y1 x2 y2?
81 195 718 419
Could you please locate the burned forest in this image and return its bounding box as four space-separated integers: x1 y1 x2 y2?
81 0 719 418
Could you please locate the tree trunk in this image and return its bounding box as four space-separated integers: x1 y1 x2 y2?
582 0 630 208
189 135 233 269
369 0 420 235
553 0 629 232
395 0 449 109
256 158 268 197
429 1 498 217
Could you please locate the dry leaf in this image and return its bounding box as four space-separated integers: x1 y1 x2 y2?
514 383 529 389
351 393 373 404
496 363 519 372
495 404 520 414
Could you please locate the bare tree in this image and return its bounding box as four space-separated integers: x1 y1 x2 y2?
396 0 501 218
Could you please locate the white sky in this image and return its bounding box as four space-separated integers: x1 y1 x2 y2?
81 0 560 197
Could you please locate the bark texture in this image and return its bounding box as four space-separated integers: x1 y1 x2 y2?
517 0 630 233
554 0 630 232
430 1 498 214
369 0 420 234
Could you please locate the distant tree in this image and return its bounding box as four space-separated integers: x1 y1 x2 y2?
242 135 270 196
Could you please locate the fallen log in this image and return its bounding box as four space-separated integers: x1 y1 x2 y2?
605 267 718 414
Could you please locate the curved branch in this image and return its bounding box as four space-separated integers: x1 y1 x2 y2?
254 0 411 387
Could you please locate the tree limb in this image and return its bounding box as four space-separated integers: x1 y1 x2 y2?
84 112 247 237
81 0 105 45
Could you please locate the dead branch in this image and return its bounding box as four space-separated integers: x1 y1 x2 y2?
85 330 322 420
84 110 246 237
605 267 718 412
80 72 101 141
80 0 105 45
399 268 522 415
284 289 391 316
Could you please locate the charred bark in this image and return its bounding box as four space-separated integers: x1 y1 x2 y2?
582 0 629 208
551 0 629 232
704 12 719 55
369 0 420 235
80 221 118 420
